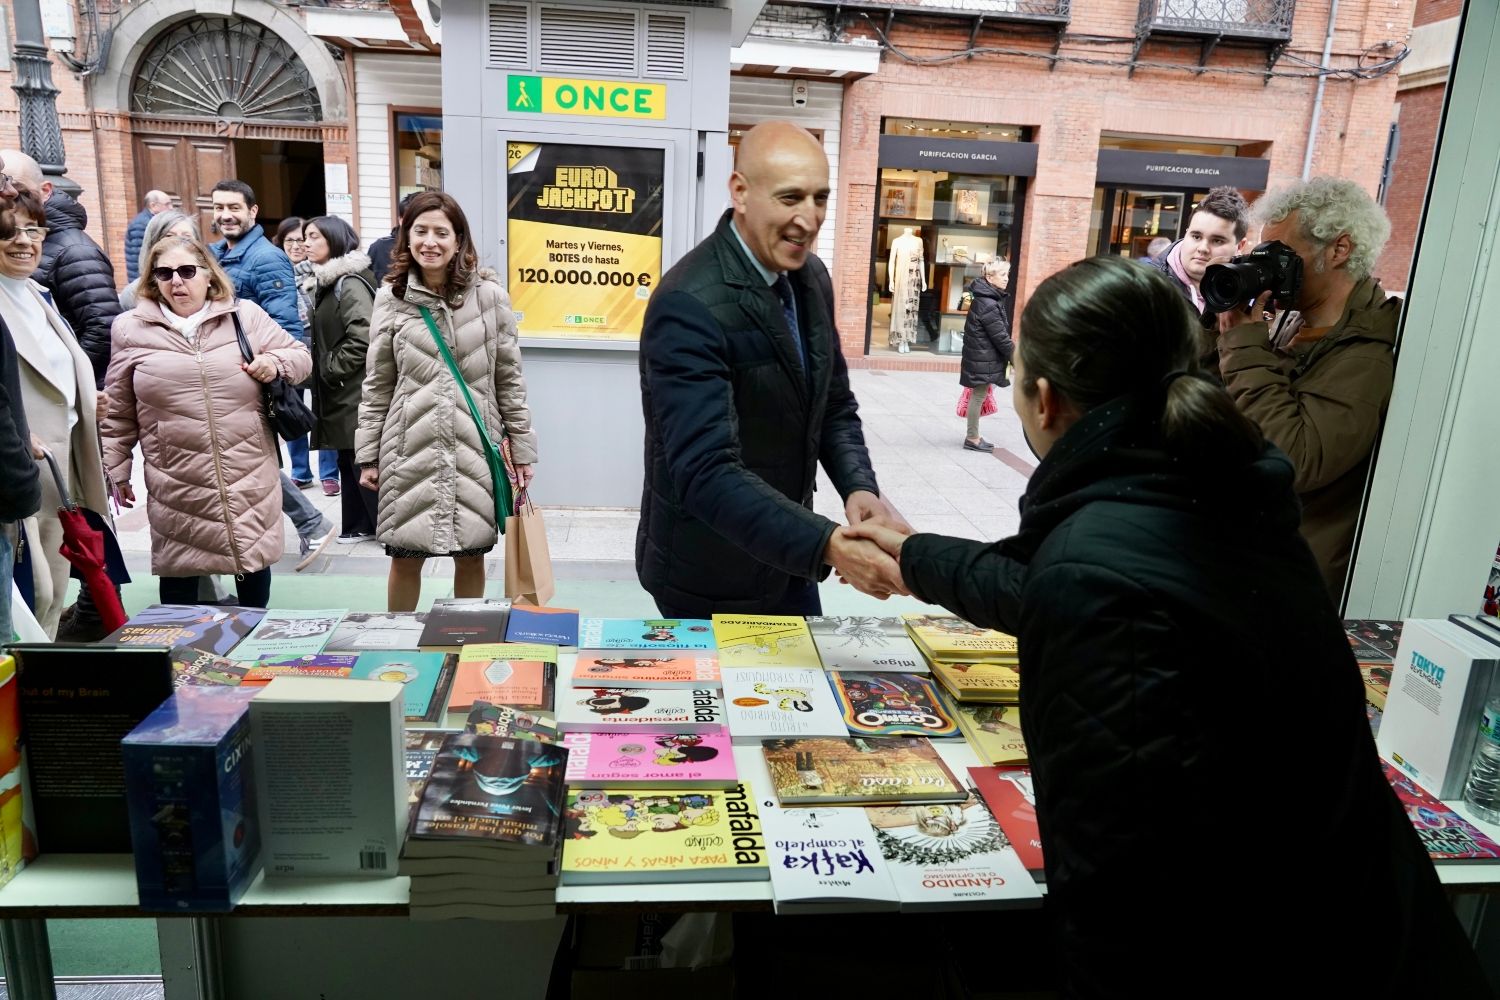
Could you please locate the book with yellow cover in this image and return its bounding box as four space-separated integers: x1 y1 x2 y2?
931 661 1021 704
0 655 36 890
903 614 1019 664
711 615 821 668
953 702 1028 767
559 782 768 884
760 736 967 806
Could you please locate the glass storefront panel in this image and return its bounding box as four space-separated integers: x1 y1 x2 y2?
1090 187 1204 259
870 119 1025 358
394 111 443 200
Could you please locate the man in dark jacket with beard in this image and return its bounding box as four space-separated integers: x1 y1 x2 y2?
637 122 907 616
3 150 121 388
959 258 1013 452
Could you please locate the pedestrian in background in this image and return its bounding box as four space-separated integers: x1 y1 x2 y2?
121 210 197 310
1 150 121 388
124 190 170 283
367 193 414 286
0 158 42 641
209 179 336 566
300 215 378 544
270 213 338 495
103 235 311 608
847 256 1487 997
356 192 538 612
0 186 113 637
959 257 1013 453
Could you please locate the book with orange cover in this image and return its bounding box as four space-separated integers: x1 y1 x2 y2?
445 643 557 713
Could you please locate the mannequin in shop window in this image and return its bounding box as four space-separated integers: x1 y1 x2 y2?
887 228 925 353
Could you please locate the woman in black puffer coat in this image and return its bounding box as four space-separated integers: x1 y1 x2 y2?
959 258 1013 452
852 256 1490 999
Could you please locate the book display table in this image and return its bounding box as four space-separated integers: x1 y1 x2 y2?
5 638 1500 998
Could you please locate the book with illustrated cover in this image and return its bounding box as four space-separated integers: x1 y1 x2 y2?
556 687 725 734
105 605 266 657
1359 661 1392 712
121 686 262 911
404 729 459 825
463 701 558 743
358 651 449 722
578 618 716 651
903 614 1019 663
0 655 35 890
807 617 928 673
866 792 1042 910
559 782 767 884
760 736 968 807
418 599 512 649
711 615 821 668
967 766 1044 877
231 610 346 662
170 649 250 688
829 672 960 739
1380 760 1500 862
505 606 580 647
324 612 427 652
720 668 847 745
1344 619 1402 663
445 643 556 713
571 653 720 689
931 660 1021 704
561 730 737 789
407 734 569 854
953 702 1028 766
759 802 899 913
244 654 359 685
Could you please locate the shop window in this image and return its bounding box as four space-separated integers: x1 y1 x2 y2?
1090 187 1206 259
393 110 443 201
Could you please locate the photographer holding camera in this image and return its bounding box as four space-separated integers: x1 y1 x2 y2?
1213 177 1397 603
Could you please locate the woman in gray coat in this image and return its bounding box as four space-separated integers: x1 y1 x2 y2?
356 192 538 611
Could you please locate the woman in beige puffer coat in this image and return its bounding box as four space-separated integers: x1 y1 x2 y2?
355 191 537 612
102 235 311 608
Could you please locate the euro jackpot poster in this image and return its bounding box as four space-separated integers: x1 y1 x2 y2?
506 142 665 341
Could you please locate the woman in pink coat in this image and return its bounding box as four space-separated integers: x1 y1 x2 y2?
101 235 311 607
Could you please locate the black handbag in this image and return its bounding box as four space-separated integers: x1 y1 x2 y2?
231 305 316 441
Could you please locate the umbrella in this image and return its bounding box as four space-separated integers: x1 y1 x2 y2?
40 449 128 634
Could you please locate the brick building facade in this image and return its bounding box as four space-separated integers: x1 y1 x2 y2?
1373 0 1461 293
819 0 1413 361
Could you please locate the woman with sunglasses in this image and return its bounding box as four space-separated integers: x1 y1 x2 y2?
0 186 112 636
101 235 311 608
119 209 197 310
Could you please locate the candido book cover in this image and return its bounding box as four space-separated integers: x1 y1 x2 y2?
559 782 767 884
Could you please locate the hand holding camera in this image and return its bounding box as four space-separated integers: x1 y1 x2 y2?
1202 240 1304 336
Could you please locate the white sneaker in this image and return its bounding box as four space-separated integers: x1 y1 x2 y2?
296 527 337 572
337 531 376 545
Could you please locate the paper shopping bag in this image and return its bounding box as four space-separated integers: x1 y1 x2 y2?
504 497 555 607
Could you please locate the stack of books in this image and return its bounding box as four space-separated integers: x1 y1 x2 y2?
905 614 1027 766
403 732 571 920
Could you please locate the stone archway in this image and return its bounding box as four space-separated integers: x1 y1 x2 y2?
96 0 347 121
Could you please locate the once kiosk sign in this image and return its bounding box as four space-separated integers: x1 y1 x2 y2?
878 135 1039 176
506 75 667 120
1095 149 1271 191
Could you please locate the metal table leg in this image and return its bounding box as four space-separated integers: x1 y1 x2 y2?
0 917 58 1000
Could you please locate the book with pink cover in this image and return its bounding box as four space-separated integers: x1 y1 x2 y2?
570 653 720 689
1380 759 1500 862
560 729 737 789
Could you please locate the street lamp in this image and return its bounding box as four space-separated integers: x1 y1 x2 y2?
8 0 82 197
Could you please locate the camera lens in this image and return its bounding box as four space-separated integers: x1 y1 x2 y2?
1201 260 1269 313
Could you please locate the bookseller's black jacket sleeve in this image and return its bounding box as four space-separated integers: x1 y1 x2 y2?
898 395 1489 998
637 212 878 616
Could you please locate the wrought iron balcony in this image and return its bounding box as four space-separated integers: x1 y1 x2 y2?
1136 0 1294 42
794 0 1072 31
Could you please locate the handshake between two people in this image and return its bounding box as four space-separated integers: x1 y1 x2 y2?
824 489 915 601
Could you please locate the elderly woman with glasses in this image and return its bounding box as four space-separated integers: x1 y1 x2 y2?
101 234 311 608
0 185 112 636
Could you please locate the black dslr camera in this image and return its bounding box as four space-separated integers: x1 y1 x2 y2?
1201 240 1303 314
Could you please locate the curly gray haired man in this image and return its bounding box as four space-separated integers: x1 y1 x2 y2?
1215 176 1397 602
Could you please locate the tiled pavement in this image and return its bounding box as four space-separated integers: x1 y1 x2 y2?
107 370 1033 579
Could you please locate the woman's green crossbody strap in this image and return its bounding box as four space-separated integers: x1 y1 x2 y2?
418 305 513 531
